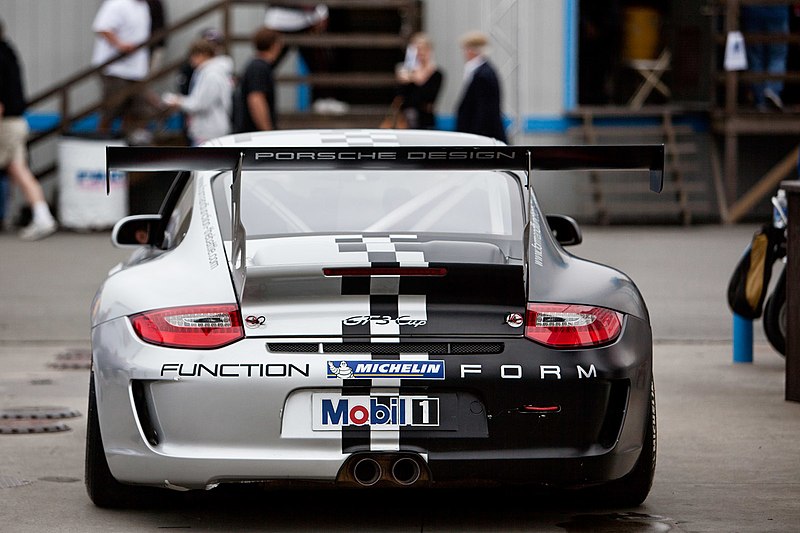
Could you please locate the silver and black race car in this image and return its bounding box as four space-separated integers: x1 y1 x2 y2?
87 129 663 508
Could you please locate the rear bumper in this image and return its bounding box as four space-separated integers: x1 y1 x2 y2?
91 315 652 489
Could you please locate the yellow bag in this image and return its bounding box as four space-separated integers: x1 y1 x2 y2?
727 223 783 319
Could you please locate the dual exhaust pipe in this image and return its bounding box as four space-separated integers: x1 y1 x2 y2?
340 453 429 487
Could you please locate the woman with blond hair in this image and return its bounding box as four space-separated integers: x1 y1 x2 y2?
392 33 444 129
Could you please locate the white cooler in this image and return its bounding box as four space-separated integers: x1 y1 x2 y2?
58 137 127 230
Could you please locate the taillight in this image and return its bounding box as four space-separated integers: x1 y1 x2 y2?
524 304 622 348
130 304 244 349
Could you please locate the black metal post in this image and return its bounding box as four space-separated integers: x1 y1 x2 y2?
782 181 800 402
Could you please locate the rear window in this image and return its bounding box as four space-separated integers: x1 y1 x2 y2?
213 170 524 238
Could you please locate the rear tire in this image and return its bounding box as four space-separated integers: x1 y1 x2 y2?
763 269 786 356
580 381 656 507
85 372 164 508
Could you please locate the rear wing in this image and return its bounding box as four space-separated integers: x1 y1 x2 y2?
106 145 664 192
106 144 664 295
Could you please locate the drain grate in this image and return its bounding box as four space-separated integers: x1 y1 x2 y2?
0 419 71 434
48 348 92 370
0 406 81 420
38 476 80 483
0 475 33 489
0 406 81 434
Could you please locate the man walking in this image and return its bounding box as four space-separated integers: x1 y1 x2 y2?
455 31 507 143
91 0 154 139
0 19 58 240
234 27 283 133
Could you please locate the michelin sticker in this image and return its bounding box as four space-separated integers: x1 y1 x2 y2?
327 360 445 380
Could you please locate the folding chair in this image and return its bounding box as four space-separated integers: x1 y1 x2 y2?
627 48 671 109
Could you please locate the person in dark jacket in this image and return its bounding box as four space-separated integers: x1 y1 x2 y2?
234 27 283 133
455 31 507 143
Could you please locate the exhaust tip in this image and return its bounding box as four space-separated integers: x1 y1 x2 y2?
352 457 382 486
337 453 430 487
391 457 421 486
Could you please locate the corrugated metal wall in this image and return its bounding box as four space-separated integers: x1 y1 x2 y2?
425 0 566 128
2 0 103 109
2 0 231 111
2 0 568 123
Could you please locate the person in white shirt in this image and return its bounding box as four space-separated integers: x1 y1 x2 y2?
91 0 155 138
263 3 339 109
162 39 234 146
264 3 329 34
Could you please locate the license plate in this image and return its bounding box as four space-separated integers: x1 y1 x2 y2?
312 393 439 430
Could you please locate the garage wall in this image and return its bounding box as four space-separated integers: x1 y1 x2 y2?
2 0 235 112
2 0 103 109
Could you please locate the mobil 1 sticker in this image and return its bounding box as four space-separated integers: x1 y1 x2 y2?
312 393 439 431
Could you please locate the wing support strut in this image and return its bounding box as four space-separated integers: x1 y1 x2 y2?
230 152 245 298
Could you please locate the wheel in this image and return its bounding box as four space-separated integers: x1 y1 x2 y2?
85 372 164 508
579 381 657 507
606 380 657 507
763 268 786 356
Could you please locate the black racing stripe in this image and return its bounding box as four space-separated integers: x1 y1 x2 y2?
342 429 371 453
399 263 525 305
370 294 399 318
340 255 403 453
342 383 372 394
369 294 399 359
342 323 371 337
341 383 371 453
335 237 363 243
341 276 371 295
369 261 400 268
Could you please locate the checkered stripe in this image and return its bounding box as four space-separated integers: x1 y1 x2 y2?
335 235 425 266
319 130 400 147
333 234 430 454
335 234 427 341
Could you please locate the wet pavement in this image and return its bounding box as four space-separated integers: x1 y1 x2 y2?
1 225 799 532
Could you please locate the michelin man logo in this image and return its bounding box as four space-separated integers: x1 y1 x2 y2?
328 360 354 379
